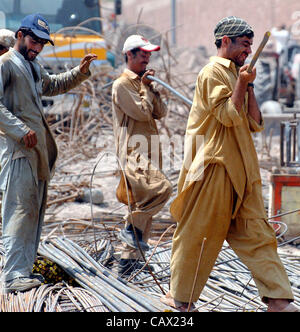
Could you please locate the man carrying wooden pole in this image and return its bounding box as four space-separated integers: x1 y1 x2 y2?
161 16 299 312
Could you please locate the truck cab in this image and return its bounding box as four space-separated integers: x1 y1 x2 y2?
0 0 110 72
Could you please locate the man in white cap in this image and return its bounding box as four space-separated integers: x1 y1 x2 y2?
112 35 172 277
0 29 15 56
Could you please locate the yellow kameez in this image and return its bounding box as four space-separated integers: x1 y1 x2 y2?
112 69 172 258
169 57 294 303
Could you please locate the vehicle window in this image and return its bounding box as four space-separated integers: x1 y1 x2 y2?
20 0 63 16
20 0 64 32
1 0 101 33
0 0 13 13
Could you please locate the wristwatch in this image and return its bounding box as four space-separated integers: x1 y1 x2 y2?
248 83 254 88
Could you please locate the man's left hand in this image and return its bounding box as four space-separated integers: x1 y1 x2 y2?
142 69 155 86
79 54 98 74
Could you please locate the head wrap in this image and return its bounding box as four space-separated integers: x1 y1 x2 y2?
214 16 254 41
0 29 15 49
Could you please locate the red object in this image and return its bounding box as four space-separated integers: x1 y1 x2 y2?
270 174 300 233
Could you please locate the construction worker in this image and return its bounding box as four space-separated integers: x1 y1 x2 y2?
161 16 299 312
0 13 97 294
0 29 15 56
112 35 172 277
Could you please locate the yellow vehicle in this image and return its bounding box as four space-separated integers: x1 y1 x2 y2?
0 0 111 72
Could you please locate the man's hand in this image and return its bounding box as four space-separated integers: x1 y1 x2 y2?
79 54 98 74
141 69 155 86
239 65 256 85
23 130 37 149
232 65 257 113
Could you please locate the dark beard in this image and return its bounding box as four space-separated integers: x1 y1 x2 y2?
19 44 30 61
19 44 38 61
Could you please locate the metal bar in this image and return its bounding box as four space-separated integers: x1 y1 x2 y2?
298 120 300 162
106 74 193 106
267 208 300 220
280 122 285 167
171 0 177 46
292 123 297 162
286 122 291 165
147 75 193 106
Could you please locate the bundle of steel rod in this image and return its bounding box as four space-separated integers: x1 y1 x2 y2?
1 234 300 312
0 283 109 312
37 237 171 312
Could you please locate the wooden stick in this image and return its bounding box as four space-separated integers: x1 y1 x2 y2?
247 31 271 73
46 192 79 207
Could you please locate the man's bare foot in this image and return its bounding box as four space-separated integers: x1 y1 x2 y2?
267 299 300 312
160 292 198 312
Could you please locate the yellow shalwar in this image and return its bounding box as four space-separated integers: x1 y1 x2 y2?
112 69 172 259
169 56 294 303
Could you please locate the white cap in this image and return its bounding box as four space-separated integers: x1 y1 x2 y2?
0 29 15 49
122 35 160 54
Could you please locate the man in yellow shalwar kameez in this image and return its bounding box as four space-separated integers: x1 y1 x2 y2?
112 35 172 277
161 16 298 312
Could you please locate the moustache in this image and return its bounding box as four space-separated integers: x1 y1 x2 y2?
28 49 39 55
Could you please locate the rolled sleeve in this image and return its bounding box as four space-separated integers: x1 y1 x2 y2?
219 97 243 127
247 113 265 132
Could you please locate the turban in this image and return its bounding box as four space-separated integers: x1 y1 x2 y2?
0 29 15 49
214 16 254 40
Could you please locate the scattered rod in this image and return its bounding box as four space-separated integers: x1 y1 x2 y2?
268 208 300 220
188 237 206 312
278 235 300 247
147 75 193 107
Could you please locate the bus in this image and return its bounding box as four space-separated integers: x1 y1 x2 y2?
0 0 111 72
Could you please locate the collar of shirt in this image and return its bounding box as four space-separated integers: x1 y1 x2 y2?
11 48 34 64
123 68 141 80
209 56 239 77
11 48 38 76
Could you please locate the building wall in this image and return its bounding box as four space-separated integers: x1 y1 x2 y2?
117 0 300 55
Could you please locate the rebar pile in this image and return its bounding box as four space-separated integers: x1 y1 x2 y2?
1 233 300 312
126 241 300 312
0 282 109 312
0 236 172 312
